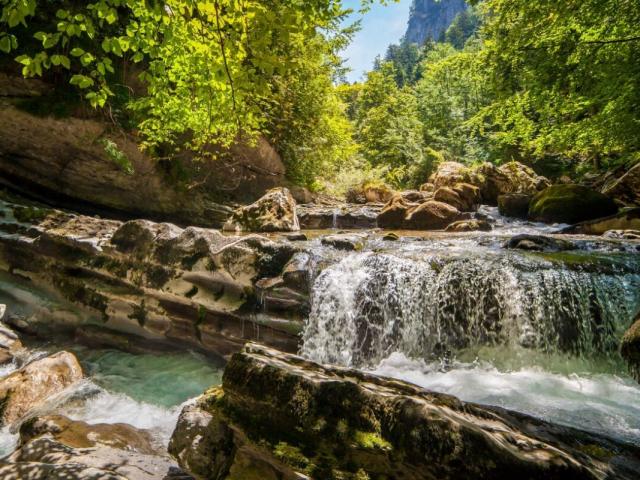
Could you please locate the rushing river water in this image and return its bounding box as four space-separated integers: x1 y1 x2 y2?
0 205 639 461
0 346 224 457
301 211 640 445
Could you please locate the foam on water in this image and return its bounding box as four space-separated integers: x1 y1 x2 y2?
372 352 640 445
301 236 640 444
0 347 223 458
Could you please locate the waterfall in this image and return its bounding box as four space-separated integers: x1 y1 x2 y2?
301 250 640 367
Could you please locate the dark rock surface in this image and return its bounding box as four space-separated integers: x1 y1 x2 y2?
170 344 640 480
0 199 306 358
503 234 576 252
529 185 618 225
562 208 640 235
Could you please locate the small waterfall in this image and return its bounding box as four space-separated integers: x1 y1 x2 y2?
301 250 640 367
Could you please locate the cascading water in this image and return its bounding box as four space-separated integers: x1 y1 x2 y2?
301 237 640 443
302 249 640 366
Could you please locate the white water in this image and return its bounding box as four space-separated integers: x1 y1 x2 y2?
302 237 640 444
0 348 222 457
373 352 640 445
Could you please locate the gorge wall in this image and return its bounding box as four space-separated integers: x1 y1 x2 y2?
404 0 468 44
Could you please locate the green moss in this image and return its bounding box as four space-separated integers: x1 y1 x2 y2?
12 205 49 224
529 185 618 224
274 442 313 471
577 444 614 460
353 431 392 452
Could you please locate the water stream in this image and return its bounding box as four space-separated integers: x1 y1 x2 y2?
301 218 640 444
0 346 223 456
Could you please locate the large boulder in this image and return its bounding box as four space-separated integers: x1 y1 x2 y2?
602 162 640 207
376 194 415 229
561 208 640 235
498 193 532 219
428 161 549 205
346 183 394 204
433 183 479 212
0 415 184 479
406 200 463 230
498 161 551 194
170 344 640 480
529 185 618 224
621 316 640 382
223 188 300 232
428 161 468 189
377 195 465 230
0 352 83 425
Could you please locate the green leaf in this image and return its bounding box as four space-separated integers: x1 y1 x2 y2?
15 55 31 66
70 47 85 57
0 36 11 53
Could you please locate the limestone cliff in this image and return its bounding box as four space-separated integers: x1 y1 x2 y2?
404 0 468 44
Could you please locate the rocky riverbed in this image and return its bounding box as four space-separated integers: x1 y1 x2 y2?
0 180 639 478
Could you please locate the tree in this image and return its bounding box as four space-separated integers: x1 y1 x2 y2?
355 63 427 187
474 0 640 170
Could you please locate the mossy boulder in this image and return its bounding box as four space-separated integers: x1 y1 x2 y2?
170 344 640 480
621 317 640 382
529 185 618 224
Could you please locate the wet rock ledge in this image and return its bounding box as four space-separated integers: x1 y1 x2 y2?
170 344 640 480
0 199 309 358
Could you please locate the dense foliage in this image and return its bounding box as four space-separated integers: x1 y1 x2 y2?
344 0 640 189
2 0 639 193
0 0 380 186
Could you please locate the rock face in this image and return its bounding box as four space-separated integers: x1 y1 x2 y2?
0 352 83 425
296 204 380 229
0 415 184 480
498 193 532 219
529 185 619 224
170 344 640 480
602 162 640 207
377 195 466 230
223 188 300 232
0 199 306 358
404 0 468 44
621 316 640 381
561 208 640 235
0 103 289 228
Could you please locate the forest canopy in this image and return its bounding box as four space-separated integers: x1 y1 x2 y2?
1 0 639 193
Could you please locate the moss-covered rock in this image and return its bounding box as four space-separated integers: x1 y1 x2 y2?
621 317 640 382
529 185 618 224
170 344 640 480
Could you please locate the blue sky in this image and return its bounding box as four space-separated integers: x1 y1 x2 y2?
341 0 413 83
